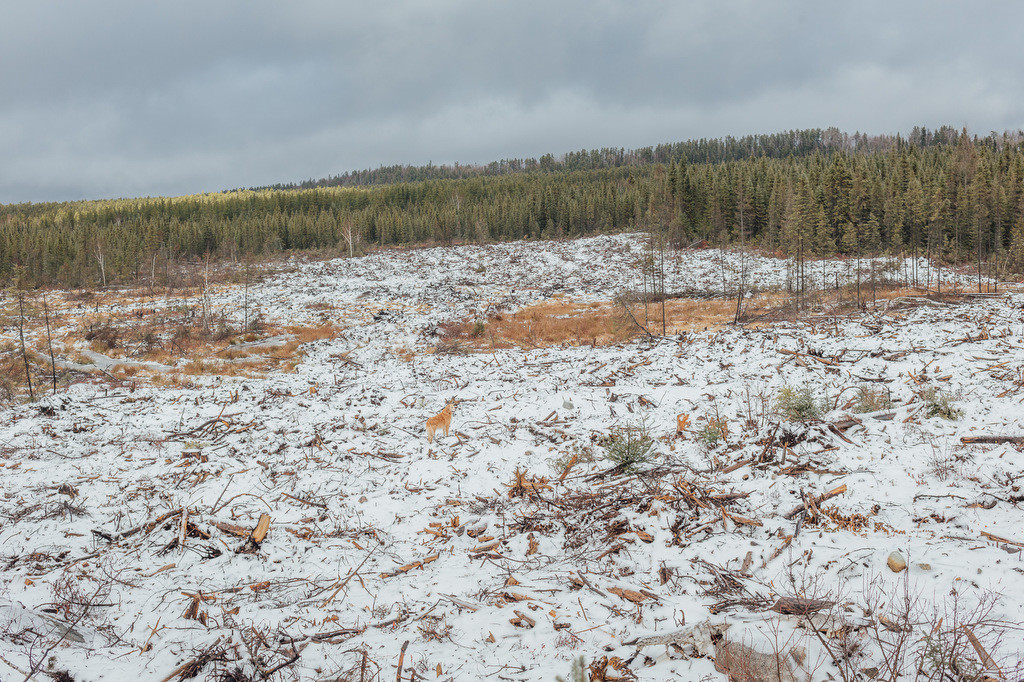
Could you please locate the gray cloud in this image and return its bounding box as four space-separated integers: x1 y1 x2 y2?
3 0 1023 203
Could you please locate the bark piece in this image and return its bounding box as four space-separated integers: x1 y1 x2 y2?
769 597 833 615
236 514 271 554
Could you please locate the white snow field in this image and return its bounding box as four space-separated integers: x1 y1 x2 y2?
1 233 1022 681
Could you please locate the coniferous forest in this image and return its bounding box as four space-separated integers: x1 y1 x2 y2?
4 125 1024 288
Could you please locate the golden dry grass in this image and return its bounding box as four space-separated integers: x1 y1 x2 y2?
431 284 934 352
435 295 755 351
167 322 339 377
53 307 343 382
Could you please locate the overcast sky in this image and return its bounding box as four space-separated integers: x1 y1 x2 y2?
3 0 1023 204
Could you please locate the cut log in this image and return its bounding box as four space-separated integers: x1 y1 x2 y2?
251 514 271 543
964 625 1002 676
770 597 834 615
178 509 189 552
724 511 763 527
608 587 650 604
722 457 753 474
236 514 271 554
510 609 536 628
980 530 1024 547
211 520 250 537
960 435 1024 445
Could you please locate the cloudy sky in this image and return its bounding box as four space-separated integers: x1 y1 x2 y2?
3 0 1023 204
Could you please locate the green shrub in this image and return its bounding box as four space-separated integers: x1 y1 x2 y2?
697 418 729 450
852 385 893 413
922 386 962 420
603 422 655 473
775 385 823 421
556 656 587 682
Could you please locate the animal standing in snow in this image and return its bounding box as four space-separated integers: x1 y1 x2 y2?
426 400 456 443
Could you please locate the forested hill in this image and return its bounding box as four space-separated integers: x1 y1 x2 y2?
4 125 1024 288
261 125 976 190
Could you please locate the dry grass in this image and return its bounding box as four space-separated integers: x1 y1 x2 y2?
393 345 416 362
435 293 786 351
0 278 347 400
168 323 339 377
45 302 341 385
431 283 937 353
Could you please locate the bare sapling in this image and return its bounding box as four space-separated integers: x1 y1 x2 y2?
43 292 56 394
17 285 34 401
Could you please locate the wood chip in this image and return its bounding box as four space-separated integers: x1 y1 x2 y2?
608 587 650 604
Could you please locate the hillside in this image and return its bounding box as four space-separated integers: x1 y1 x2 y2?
1 234 1022 680
3 126 1024 291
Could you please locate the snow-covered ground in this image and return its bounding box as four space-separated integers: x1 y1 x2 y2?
1 234 1022 681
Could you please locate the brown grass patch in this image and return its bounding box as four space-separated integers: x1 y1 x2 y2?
149 372 197 389
433 285 933 351
62 317 342 383
220 347 256 361
110 364 143 378
283 323 341 346
166 322 340 377
435 295 752 350
393 345 416 362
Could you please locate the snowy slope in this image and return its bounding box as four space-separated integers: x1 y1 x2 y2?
1 234 1021 681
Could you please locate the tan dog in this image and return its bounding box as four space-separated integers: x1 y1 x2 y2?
426 400 456 443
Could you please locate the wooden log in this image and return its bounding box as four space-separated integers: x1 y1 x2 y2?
769 597 834 615
211 520 250 537
964 625 1002 676
722 457 753 474
237 514 271 554
724 511 763 527
980 530 1024 547
608 587 650 604
251 514 271 543
511 609 536 628
960 435 1024 445
396 640 409 682
179 509 191 553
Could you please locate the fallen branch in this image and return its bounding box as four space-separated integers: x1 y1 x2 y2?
961 435 1024 445
157 637 224 682
395 640 409 682
980 530 1024 547
964 625 1002 677
322 547 379 607
281 492 328 509
783 485 847 520
106 508 184 542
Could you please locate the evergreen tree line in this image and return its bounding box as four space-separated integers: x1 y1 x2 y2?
260 125 1000 190
4 126 1024 288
